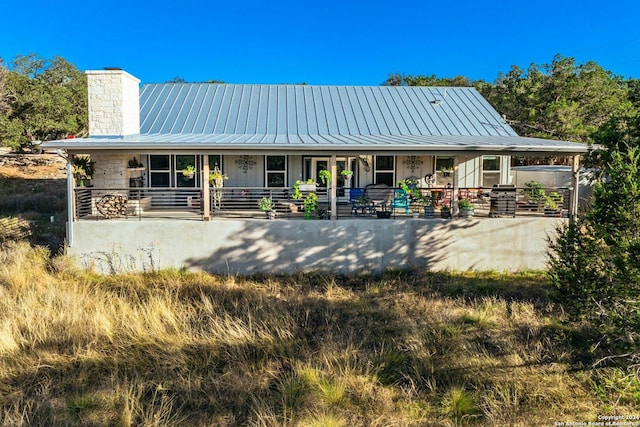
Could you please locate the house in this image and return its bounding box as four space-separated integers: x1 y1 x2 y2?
44 69 589 274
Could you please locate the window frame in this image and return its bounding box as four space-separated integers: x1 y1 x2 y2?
374 155 395 186
265 155 287 188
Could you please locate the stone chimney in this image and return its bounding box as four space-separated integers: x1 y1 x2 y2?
86 69 140 137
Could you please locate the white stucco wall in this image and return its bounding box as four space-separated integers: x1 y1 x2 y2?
68 218 562 275
86 69 140 136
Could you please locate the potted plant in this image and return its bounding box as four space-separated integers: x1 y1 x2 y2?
341 169 353 181
523 181 547 212
182 165 196 179
297 179 317 193
303 192 318 219
72 155 95 187
208 167 228 210
545 192 563 216
440 204 451 219
209 168 228 187
319 169 332 187
422 196 437 218
409 190 423 218
458 198 474 218
258 196 276 219
438 165 454 177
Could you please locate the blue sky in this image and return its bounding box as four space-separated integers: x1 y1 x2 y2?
2 0 639 85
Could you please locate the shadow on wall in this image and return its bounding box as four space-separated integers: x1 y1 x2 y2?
184 220 454 276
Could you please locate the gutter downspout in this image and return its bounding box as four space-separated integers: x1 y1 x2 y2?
202 155 210 220
66 155 74 247
570 155 580 219
330 155 337 220
452 156 459 217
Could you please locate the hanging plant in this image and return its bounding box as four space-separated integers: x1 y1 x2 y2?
182 165 196 179
209 167 228 188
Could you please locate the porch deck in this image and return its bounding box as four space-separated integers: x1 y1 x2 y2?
73 186 571 221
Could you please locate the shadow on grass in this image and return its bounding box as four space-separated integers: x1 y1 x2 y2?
2 268 596 425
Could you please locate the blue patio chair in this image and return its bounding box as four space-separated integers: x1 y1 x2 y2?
349 188 367 216
389 189 410 215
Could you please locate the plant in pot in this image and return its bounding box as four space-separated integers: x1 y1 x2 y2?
209 168 228 187
458 197 474 217
524 181 547 212
440 204 451 219
544 192 563 216
296 179 317 193
209 167 228 210
303 192 318 219
458 198 474 218
182 165 196 179
341 169 353 181
72 155 95 187
422 195 437 218
409 189 424 218
258 196 276 219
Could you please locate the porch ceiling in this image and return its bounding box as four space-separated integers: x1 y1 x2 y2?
44 133 589 155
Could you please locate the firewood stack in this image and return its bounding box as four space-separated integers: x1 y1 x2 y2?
96 194 128 218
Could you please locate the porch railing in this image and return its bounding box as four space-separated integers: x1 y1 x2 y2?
73 185 573 221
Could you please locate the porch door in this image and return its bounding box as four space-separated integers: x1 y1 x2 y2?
310 158 350 198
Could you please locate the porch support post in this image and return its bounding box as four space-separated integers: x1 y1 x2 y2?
330 155 337 220
66 154 75 247
202 155 211 221
452 156 460 217
570 154 580 218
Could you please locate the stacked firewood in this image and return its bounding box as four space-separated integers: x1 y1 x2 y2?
96 194 128 218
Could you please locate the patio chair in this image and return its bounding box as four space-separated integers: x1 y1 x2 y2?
389 189 410 215
364 184 393 213
348 188 369 216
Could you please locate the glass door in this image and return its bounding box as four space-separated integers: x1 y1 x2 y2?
309 158 354 199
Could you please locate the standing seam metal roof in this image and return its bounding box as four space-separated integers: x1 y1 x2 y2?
139 84 518 138
43 83 589 154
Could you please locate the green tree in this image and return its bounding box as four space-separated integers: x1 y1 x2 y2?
548 114 640 368
480 55 633 143
382 73 472 87
0 54 87 151
0 59 9 116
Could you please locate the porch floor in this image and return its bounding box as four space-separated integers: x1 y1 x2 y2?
76 203 565 221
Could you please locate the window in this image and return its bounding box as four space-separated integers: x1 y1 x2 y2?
208 154 222 171
482 156 501 187
375 156 394 186
435 156 454 186
149 155 171 187
176 155 197 187
148 154 200 188
266 155 286 187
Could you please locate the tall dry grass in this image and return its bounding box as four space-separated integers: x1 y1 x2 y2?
0 242 638 426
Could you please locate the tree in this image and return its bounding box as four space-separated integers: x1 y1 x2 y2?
479 55 633 143
382 73 472 87
0 54 87 151
548 114 640 370
0 59 9 116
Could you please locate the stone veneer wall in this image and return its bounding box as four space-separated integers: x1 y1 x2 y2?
86 70 140 136
90 153 130 188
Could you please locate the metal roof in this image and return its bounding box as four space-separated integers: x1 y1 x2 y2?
139 84 517 137
44 83 589 154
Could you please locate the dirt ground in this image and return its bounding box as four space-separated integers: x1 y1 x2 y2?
0 149 67 180
0 149 68 250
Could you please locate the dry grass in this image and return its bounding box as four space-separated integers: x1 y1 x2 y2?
0 242 638 426
0 152 68 251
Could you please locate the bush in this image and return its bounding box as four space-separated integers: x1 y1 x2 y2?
548 142 640 367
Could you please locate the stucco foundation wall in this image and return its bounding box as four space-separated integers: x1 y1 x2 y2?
68 218 563 275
